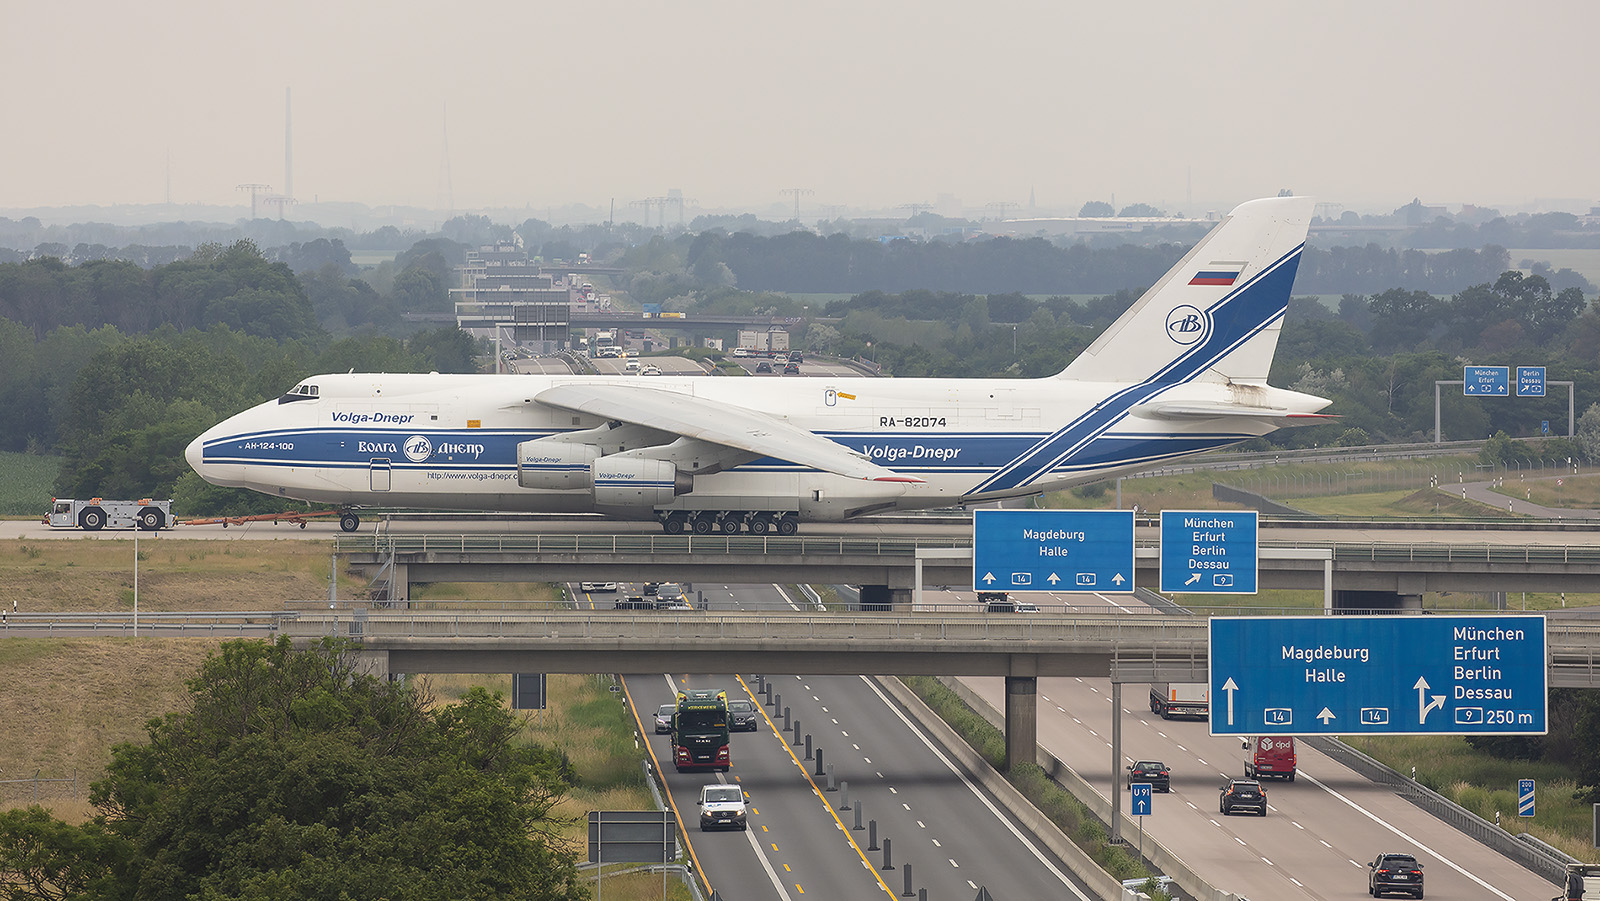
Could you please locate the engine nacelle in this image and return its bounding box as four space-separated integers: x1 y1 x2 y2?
517 440 598 490
592 458 683 507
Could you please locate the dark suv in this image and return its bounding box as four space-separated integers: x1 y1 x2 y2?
1219 779 1267 816
1126 760 1170 792
1368 852 1423 898
727 699 759 732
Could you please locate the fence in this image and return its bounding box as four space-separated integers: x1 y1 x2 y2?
1216 457 1584 501
0 771 80 804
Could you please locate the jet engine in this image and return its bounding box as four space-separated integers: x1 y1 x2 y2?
592 457 688 507
516 441 598 490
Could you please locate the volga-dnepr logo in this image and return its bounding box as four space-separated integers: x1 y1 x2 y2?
1165 305 1210 346
403 435 433 462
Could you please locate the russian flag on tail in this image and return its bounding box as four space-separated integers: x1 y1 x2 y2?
1189 261 1246 286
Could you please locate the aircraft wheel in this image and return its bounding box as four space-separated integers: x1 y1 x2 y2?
663 515 687 535
748 516 771 535
339 513 361 533
718 516 741 534
775 517 799 536
691 516 715 535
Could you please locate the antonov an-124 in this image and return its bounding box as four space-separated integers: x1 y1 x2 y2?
186 196 1332 533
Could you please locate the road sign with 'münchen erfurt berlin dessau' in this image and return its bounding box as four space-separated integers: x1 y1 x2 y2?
1209 615 1546 736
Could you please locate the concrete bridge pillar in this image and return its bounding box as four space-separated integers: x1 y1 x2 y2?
858 585 915 611
1003 675 1038 771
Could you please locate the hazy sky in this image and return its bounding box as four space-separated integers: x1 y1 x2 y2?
4 1 1597 219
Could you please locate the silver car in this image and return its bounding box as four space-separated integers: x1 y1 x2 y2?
654 703 675 734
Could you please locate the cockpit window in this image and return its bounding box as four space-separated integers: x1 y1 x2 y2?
277 383 321 404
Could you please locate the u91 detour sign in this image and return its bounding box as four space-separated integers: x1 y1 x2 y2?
1209 615 1547 736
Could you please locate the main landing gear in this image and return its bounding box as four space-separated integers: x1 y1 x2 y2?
659 512 799 535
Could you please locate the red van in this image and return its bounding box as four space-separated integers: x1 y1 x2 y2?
1246 736 1296 781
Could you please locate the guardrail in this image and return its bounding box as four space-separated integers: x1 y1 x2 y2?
0 611 291 636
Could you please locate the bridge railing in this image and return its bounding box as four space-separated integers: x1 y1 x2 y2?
335 533 971 556
283 610 1215 646
336 532 1600 568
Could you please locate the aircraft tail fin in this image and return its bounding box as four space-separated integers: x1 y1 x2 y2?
1058 196 1314 386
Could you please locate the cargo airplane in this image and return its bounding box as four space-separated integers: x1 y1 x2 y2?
187 196 1331 533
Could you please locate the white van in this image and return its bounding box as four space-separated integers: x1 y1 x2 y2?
625 358 641 372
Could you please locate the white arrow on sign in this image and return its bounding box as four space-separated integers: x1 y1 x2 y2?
1317 707 1336 725
982 572 997 585
1221 677 1239 725
1184 573 1202 586
1414 676 1446 724
1047 573 1061 585
1112 573 1126 586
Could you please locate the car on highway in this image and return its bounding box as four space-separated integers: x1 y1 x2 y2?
1219 778 1267 816
641 364 662 376
754 361 772 373
979 591 1013 612
1368 852 1424 898
579 581 616 592
782 362 800 374
654 704 676 734
698 783 748 831
727 699 760 732
1126 760 1170 792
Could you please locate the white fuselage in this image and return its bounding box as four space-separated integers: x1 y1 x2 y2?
187 370 1308 522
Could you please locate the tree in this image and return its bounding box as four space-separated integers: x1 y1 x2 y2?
0 637 586 901
1078 201 1114 217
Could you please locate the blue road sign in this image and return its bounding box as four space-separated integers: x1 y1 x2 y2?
1209 616 1547 736
1159 510 1258 594
1463 365 1510 396
1543 420 1551 436
1517 366 1546 397
1519 778 1535 817
972 510 1134 592
1130 782 1153 816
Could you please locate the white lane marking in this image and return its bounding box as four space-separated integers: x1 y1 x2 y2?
664 675 792 900
932 839 942 847
743 825 795 901
1299 769 1519 901
949 858 960 868
860 676 1092 901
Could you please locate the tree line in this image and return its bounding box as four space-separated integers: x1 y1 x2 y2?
667 229 1592 297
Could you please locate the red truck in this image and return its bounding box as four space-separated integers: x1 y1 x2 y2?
1245 736 1296 781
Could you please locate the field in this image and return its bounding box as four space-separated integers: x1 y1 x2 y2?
1509 248 1600 286
0 451 61 516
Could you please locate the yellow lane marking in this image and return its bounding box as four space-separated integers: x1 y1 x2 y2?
619 677 713 896
736 674 895 897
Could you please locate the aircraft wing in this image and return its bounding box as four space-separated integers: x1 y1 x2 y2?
534 384 923 483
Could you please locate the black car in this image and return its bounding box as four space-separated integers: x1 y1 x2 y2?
754 361 772 373
782 362 800 374
1369 852 1424 898
979 591 1013 612
1219 779 1267 816
1126 760 1170 792
727 699 760 732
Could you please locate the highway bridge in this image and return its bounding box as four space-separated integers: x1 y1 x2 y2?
283 608 1600 780
337 527 1600 610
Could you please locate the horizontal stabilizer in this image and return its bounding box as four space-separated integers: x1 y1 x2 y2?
1138 401 1338 427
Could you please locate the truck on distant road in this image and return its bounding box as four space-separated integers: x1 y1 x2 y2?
45 498 174 531
1149 682 1209 720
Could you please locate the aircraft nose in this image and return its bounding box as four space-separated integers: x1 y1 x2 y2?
185 431 207 476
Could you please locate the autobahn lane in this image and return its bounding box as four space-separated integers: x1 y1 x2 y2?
962 676 1557 900
625 672 890 899
703 583 1097 899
